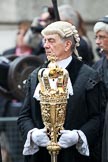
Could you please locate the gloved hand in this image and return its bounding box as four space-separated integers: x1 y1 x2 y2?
58 130 79 148
32 128 50 147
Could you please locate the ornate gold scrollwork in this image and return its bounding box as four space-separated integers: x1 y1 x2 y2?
38 55 69 162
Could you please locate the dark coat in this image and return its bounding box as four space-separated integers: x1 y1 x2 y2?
2 46 47 63
2 47 16 56
92 56 108 162
0 146 2 162
2 47 38 56
18 56 103 162
102 104 108 162
92 56 108 93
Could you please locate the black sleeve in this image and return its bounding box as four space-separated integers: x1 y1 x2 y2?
17 76 36 142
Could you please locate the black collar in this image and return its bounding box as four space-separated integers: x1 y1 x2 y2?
66 55 83 85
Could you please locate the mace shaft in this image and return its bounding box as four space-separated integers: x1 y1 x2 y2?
51 152 58 162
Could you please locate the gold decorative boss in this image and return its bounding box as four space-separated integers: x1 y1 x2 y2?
38 56 69 162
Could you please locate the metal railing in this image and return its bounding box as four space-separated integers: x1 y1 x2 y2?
0 117 24 162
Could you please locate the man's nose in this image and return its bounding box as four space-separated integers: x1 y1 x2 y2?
43 41 49 48
95 38 101 45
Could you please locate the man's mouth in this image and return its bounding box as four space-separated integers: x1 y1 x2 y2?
45 51 51 55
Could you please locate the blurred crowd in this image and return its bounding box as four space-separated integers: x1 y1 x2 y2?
0 3 108 162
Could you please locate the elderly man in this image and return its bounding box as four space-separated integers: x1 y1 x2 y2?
18 21 103 162
93 15 108 162
93 15 108 82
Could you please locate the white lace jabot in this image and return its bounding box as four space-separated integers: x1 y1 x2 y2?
33 56 73 100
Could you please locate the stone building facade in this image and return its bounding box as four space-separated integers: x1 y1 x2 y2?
0 0 108 59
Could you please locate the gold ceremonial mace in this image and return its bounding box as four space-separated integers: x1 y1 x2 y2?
38 55 69 162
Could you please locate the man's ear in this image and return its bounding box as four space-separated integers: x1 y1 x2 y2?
65 40 72 51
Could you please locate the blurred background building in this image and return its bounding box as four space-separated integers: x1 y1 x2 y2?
0 0 108 60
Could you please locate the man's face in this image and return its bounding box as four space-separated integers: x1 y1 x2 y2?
38 12 51 27
95 30 108 54
16 29 27 47
43 34 72 61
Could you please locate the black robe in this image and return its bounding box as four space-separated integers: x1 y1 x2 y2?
18 56 104 162
93 56 108 162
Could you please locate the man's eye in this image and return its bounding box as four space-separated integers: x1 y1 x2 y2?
42 38 55 44
95 35 108 40
49 40 55 43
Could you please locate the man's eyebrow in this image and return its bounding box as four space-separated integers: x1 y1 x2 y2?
47 38 55 41
43 37 55 42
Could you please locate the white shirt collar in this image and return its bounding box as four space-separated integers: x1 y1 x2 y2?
56 56 72 68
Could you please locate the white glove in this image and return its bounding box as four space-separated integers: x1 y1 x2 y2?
58 130 79 148
32 128 50 147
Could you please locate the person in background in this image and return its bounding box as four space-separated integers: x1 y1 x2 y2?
38 6 55 27
76 11 94 60
58 4 94 66
0 20 35 162
93 15 108 162
2 21 36 56
24 6 56 62
18 21 104 162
